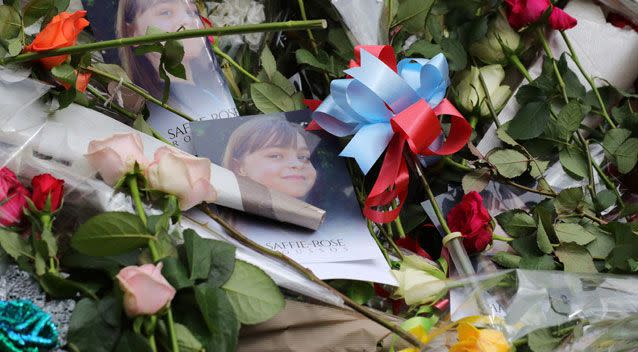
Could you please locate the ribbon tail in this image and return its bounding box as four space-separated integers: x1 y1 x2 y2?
363 135 410 223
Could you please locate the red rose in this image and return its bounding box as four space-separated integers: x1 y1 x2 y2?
0 168 30 227
24 11 90 70
31 174 65 212
446 191 493 254
60 71 91 93
505 0 577 31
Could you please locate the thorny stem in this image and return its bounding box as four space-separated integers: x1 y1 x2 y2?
536 28 568 104
212 45 260 83
368 220 393 265
85 85 171 145
502 179 557 197
559 30 617 128
376 223 405 261
0 20 327 65
198 205 424 349
576 133 599 213
84 66 195 122
509 54 533 82
472 57 502 128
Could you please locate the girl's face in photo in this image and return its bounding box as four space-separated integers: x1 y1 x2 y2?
237 133 317 199
131 0 204 59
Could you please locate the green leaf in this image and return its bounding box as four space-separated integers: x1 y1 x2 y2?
495 210 537 238
555 223 595 245
585 225 615 259
487 149 529 178
536 220 553 255
71 212 153 256
163 40 186 79
133 116 154 137
528 328 563 352
250 82 295 113
602 128 638 173
507 101 551 140
557 53 586 100
519 255 557 270
555 243 598 273
114 331 153 352
57 88 77 109
51 63 76 85
496 125 518 146
511 235 543 257
392 0 434 33
545 100 584 141
268 70 297 96
604 222 638 272
260 46 277 79
491 252 521 268
440 38 467 71
92 63 132 82
222 260 285 324
0 228 32 260
173 323 204 352
405 40 442 58
559 146 588 180
207 240 235 287
295 48 328 71
41 227 57 257
194 283 240 352
54 0 70 11
5 37 22 56
68 297 121 352
554 187 584 214
344 281 374 305
184 229 213 280
515 85 547 105
161 257 193 290
38 272 97 299
461 168 490 193
594 189 616 212
615 138 638 174
22 0 54 27
0 5 21 40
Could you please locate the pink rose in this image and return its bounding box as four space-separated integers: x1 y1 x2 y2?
116 263 176 317
446 191 493 254
505 0 577 30
146 147 217 210
85 133 148 186
0 167 30 227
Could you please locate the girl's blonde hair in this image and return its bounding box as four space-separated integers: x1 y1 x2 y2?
116 0 164 99
222 118 307 172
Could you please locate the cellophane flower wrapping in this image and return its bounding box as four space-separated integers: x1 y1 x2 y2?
427 269 638 351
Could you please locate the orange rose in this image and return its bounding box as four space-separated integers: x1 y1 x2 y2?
60 71 91 92
24 11 90 70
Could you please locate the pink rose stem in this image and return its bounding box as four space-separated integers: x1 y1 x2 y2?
126 175 180 352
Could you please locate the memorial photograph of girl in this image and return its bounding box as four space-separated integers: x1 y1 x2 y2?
114 0 237 126
222 118 318 203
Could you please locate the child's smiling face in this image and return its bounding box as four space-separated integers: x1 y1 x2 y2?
236 133 317 198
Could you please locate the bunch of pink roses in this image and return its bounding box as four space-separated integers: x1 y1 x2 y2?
85 132 217 210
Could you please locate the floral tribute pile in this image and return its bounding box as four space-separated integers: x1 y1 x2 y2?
0 0 637 351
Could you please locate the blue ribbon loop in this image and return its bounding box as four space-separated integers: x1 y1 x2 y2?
313 50 451 174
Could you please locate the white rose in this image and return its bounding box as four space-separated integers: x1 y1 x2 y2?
470 16 521 65
455 65 511 117
391 255 446 305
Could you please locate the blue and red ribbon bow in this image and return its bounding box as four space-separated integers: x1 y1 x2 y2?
309 45 472 223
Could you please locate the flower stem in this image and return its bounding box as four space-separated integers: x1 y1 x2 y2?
442 156 474 172
212 45 260 83
197 205 424 349
83 66 196 122
148 334 158 352
128 176 148 226
473 57 501 128
559 30 617 128
0 20 327 66
536 28 568 104
393 199 406 239
86 85 171 145
509 54 533 82
40 214 57 274
166 308 180 352
376 222 405 261
367 220 392 265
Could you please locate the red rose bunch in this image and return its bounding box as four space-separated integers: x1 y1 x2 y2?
505 0 577 31
446 192 493 254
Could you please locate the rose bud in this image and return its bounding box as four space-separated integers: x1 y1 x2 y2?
117 263 176 317
31 174 65 212
446 191 494 254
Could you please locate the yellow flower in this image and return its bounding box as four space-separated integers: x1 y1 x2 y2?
397 317 432 352
449 323 510 352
